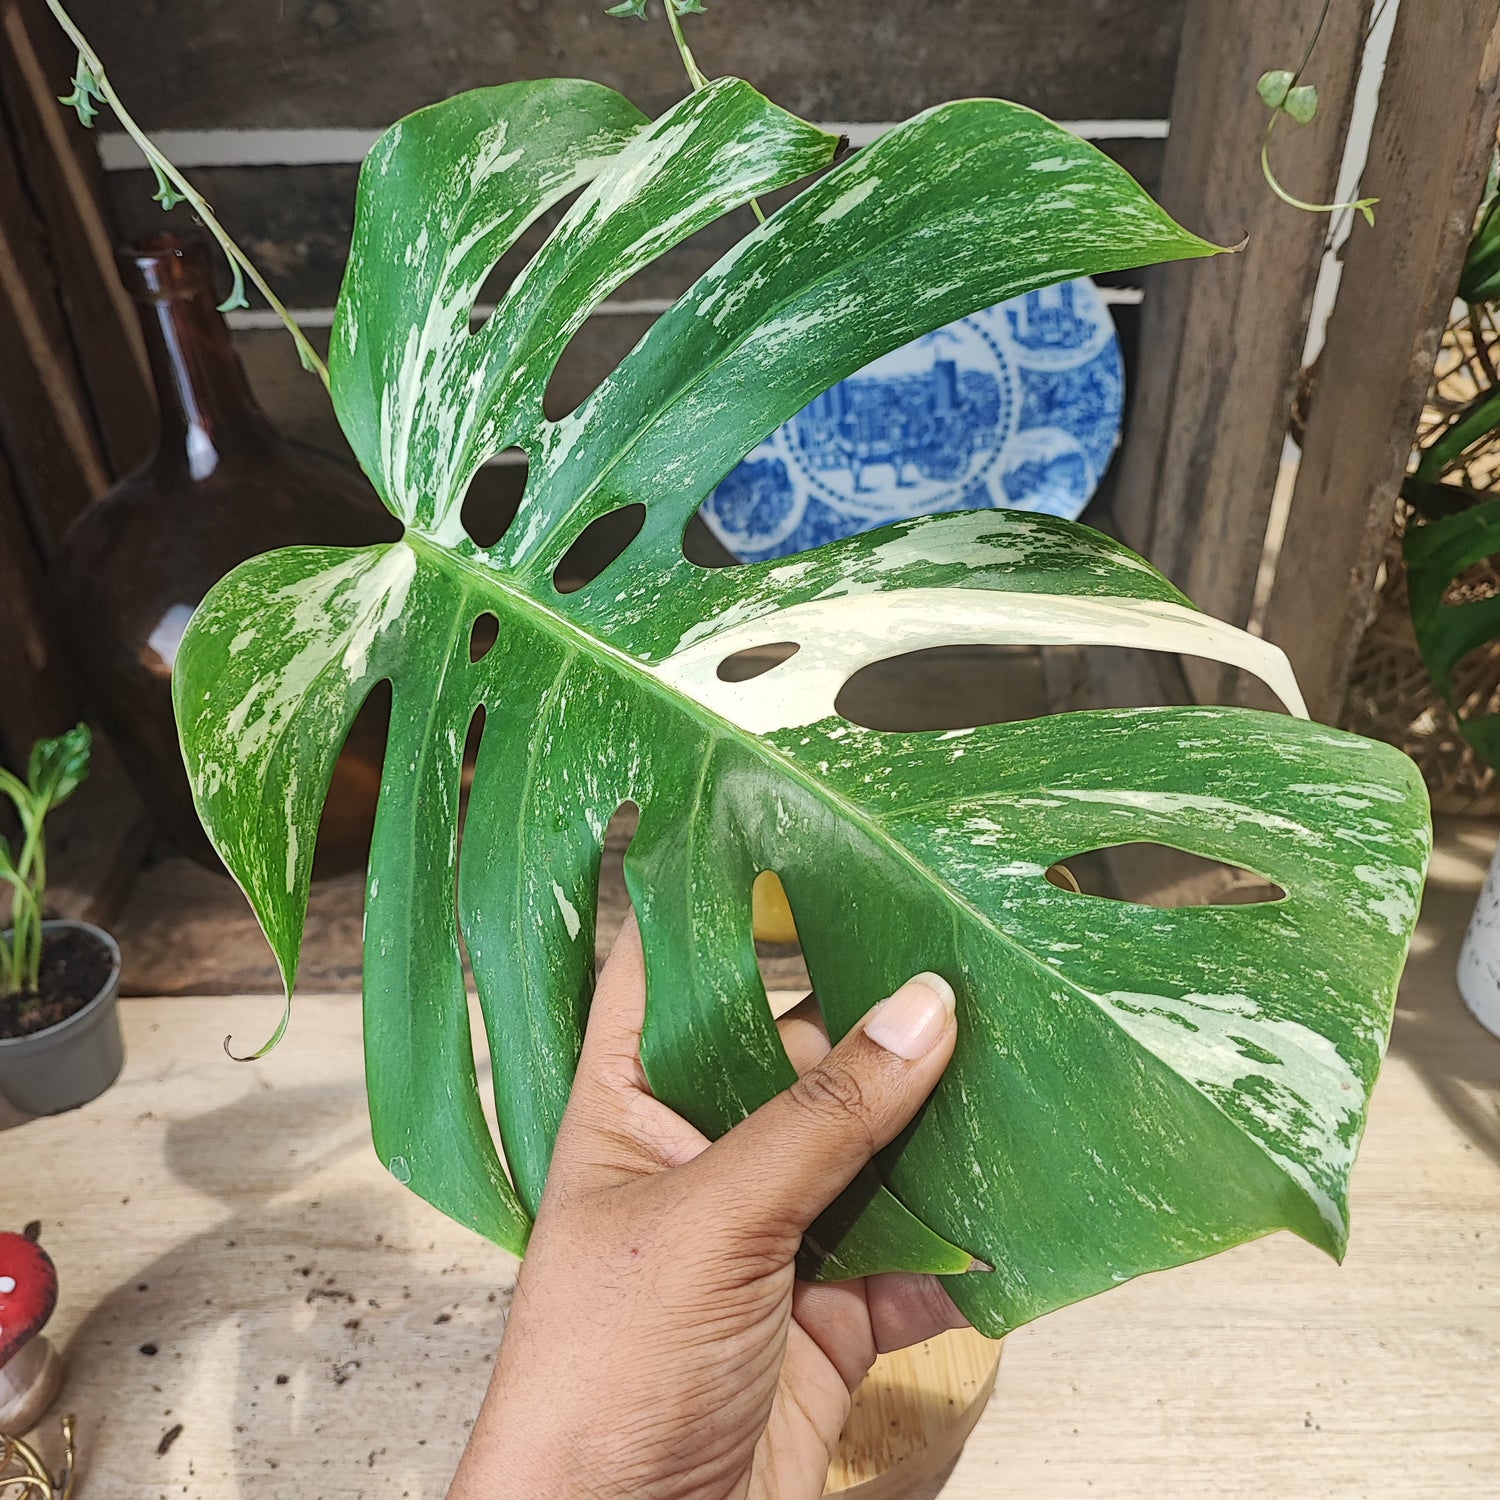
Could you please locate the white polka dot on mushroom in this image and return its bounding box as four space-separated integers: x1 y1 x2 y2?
0 1277 14 1293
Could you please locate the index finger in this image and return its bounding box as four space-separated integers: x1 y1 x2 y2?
577 909 650 1093
776 993 832 1075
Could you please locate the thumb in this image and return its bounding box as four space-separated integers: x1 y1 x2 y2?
689 973 958 1241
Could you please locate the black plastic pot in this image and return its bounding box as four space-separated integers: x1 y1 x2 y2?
0 920 124 1115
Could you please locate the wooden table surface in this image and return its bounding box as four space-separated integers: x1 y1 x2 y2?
3 821 1498 1499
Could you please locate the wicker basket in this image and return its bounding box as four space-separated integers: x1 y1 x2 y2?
1340 301 1500 815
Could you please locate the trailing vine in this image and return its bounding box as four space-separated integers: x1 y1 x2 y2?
43 0 329 386
1257 0 1384 227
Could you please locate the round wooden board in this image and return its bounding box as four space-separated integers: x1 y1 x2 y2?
825 1328 1002 1498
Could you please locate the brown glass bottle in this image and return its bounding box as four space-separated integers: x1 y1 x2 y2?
50 234 396 873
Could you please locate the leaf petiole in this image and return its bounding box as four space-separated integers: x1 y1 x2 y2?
663 1 710 90
660 1 765 223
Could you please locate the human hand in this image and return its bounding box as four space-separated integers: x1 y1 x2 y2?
448 913 971 1500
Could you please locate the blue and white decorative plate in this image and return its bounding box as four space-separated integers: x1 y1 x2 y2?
699 277 1124 563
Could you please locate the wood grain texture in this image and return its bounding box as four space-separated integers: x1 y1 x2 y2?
0 88 107 554
63 0 1183 130
1108 0 1369 640
0 0 154 895
0 0 152 480
2 819 1496 1497
825 1330 1001 1499
0 448 76 770
1256 1 1500 723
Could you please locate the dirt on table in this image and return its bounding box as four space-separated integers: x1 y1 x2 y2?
0 927 113 1040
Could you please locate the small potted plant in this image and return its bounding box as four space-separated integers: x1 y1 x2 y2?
0 725 124 1115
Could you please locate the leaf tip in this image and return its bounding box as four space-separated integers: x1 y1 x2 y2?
222 992 293 1062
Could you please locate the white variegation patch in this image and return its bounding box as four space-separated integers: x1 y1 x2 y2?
651 587 1308 734
217 544 414 767
1094 988 1364 1239
551 880 582 940
1049 788 1324 844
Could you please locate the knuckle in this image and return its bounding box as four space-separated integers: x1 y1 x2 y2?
790 1061 869 1129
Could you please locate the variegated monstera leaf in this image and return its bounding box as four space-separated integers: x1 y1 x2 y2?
174 77 1431 1337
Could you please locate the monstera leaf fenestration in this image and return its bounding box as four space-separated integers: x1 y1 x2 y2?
174 77 1431 1337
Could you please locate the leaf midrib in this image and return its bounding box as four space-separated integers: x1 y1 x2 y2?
418 535 1154 1036
410 535 1349 1241
514 102 1070 569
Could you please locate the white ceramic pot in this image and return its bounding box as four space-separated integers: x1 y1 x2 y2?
1457 835 1500 1038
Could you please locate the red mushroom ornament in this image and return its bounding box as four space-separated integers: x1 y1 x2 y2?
0 1225 62 1435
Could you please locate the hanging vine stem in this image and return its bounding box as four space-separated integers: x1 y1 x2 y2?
663 1 711 90
42 0 329 387
611 0 767 223
666 1 765 222
1257 0 1379 226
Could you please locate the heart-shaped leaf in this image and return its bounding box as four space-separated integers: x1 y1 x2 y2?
176 77 1429 1335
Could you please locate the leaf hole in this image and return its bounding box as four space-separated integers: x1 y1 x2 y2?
682 515 741 569
833 644 1299 733
553 503 646 594
595 801 640 974
469 612 499 664
467 183 587 335
1438 556 1499 612
1039 643 1296 717
752 871 811 1011
456 704 487 844
835 645 1050 731
1045 845 1285 909
717 642 800 682
310 678 391 881
542 305 656 421
460 448 528 549
451 712 508 1179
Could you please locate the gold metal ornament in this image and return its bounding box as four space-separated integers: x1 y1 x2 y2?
0 1415 75 1500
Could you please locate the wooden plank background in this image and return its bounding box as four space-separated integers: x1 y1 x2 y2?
1109 0 1373 656
100 139 1167 313
65 1 1186 128
1255 1 1500 721
0 0 1188 897
0 0 157 901
18 0 1475 902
